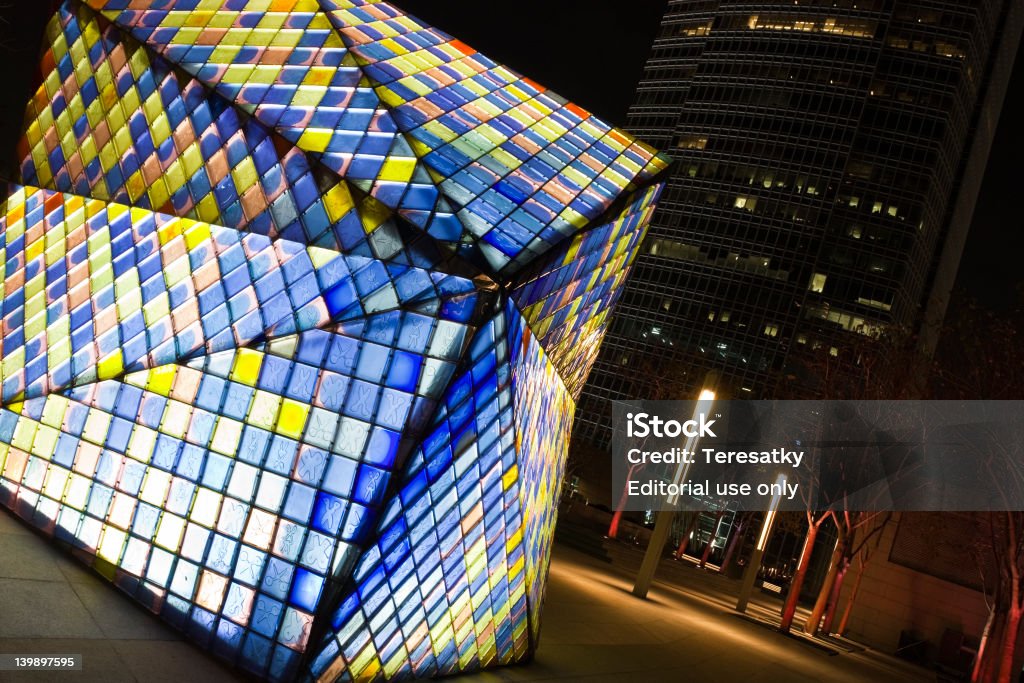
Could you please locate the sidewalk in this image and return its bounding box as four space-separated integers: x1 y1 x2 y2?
458 542 932 683
0 509 243 683
0 507 931 682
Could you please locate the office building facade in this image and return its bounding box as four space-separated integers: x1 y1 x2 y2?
575 0 1024 445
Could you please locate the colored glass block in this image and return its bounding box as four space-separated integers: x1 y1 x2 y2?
509 184 663 399
1 1 666 681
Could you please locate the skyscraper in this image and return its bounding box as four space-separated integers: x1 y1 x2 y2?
575 0 1023 446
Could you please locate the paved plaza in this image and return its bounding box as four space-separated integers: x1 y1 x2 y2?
0 509 930 682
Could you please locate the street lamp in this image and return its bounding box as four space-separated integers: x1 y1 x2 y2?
735 472 787 613
632 378 717 599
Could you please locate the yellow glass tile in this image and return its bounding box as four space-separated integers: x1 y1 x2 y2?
43 71 61 100
296 128 333 153
407 138 432 158
275 398 309 439
508 553 524 581
24 119 41 147
378 38 408 57
231 157 258 193
396 75 431 97
113 264 140 296
30 149 52 186
66 90 86 124
501 464 518 490
562 165 589 189
302 67 334 87
322 183 355 222
142 91 164 124
146 365 178 397
505 107 534 129
255 12 288 31
184 10 216 27
119 84 142 118
359 195 391 233
181 143 203 177
115 287 143 320
126 46 149 80
1 349 25 388
231 348 264 386
142 292 171 327
151 112 172 147
306 13 334 31
382 650 405 679
10 417 37 453
560 207 588 230
39 395 69 430
46 334 71 368
507 528 524 552
195 193 221 223
350 647 380 680
79 134 98 165
292 85 327 107
25 235 45 263
124 170 147 202
460 78 489 98
24 313 46 344
489 147 521 172
421 120 457 144
165 159 187 194
97 351 124 380
477 124 507 149
53 112 71 143
248 64 282 85
209 44 244 63
94 59 113 92
98 140 119 173
32 424 60 460
157 11 188 28
428 618 453 650
172 27 204 46
377 156 416 183
222 64 257 83
183 222 212 250
207 13 236 29
90 263 114 295
161 252 191 288
374 85 407 109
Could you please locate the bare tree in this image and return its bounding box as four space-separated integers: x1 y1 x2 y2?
931 294 1024 683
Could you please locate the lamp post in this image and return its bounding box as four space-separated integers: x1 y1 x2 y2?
632 381 717 599
735 472 787 613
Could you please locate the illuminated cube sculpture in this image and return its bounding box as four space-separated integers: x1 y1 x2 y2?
0 1 667 680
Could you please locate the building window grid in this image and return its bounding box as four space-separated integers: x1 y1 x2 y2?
576 0 1009 444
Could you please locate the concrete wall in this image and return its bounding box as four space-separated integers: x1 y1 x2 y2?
839 513 988 659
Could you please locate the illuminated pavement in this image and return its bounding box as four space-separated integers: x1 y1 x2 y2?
458 544 932 683
0 507 929 682
0 509 242 682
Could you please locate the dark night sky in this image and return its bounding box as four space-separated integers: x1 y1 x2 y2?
1 1 1019 309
